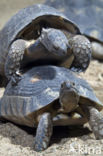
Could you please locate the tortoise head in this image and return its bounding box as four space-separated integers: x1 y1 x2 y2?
40 28 69 56
59 81 80 113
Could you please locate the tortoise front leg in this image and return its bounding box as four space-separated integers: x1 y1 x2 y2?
81 105 103 139
69 35 92 72
5 39 30 85
34 112 53 151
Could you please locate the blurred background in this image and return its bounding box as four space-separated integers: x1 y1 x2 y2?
0 0 44 28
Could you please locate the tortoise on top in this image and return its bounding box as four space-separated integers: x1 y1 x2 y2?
45 0 103 60
0 4 91 85
0 65 103 151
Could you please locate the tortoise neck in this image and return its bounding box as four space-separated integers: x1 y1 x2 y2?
28 39 47 56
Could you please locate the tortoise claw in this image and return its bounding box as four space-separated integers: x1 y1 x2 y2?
70 67 83 73
11 73 21 86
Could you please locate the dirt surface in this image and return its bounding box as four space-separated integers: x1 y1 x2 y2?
0 0 103 155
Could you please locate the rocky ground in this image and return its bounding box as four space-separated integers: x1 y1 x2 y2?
0 0 103 155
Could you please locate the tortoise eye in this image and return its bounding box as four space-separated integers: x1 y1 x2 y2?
71 82 75 86
61 83 64 88
61 82 67 88
54 45 59 50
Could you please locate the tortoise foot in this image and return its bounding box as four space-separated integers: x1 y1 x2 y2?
34 113 53 151
5 39 28 84
69 35 92 72
81 106 103 139
70 66 83 73
94 119 103 139
89 107 103 139
11 72 21 86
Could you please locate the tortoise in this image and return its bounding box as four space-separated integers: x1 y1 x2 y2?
0 65 103 151
45 0 103 60
0 4 91 86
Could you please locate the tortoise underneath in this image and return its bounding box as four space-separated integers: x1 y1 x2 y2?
0 65 103 151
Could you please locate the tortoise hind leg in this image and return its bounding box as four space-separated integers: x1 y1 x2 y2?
34 112 53 151
5 39 29 85
81 105 103 139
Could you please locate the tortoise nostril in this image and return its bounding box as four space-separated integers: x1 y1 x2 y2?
62 50 67 55
61 83 64 88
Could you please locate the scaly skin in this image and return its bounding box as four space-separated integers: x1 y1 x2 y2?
5 28 69 85
60 81 103 139
5 39 29 85
34 113 53 152
40 29 92 72
69 35 92 72
5 29 92 85
81 106 103 139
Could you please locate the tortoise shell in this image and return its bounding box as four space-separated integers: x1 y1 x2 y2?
0 66 102 127
0 4 80 75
